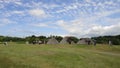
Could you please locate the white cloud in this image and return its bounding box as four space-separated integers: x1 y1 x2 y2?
31 23 48 27
30 22 59 29
0 18 17 26
0 0 21 3
23 1 60 9
89 23 120 36
0 0 119 37
0 4 4 9
14 1 22 5
53 0 119 16
12 10 24 14
0 10 25 17
57 19 120 38
29 9 47 18
56 9 120 37
85 0 91 2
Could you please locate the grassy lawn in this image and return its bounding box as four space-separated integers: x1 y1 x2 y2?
0 43 120 68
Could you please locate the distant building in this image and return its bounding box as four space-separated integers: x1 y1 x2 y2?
77 38 93 45
60 37 70 44
47 38 59 44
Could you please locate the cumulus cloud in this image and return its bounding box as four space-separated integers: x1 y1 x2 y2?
12 10 24 14
29 9 47 18
30 22 59 29
56 8 120 37
89 23 120 36
30 23 48 27
57 19 120 37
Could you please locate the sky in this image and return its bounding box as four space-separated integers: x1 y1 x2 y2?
0 0 120 38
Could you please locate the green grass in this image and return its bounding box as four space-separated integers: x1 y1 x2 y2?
0 43 120 68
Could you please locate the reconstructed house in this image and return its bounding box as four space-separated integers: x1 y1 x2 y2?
47 38 59 44
77 38 93 45
60 37 70 44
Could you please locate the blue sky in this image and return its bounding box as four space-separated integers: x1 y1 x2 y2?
0 0 120 38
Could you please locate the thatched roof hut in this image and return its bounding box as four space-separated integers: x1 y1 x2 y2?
47 38 59 44
77 38 93 45
60 37 70 44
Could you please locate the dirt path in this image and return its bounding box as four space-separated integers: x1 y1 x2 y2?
94 51 120 56
82 49 120 56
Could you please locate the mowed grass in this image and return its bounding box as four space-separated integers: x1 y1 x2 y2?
0 43 120 68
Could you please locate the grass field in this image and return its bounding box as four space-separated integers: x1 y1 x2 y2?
0 43 120 68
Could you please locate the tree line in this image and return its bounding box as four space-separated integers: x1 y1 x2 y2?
0 35 79 44
92 35 120 45
0 35 120 45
